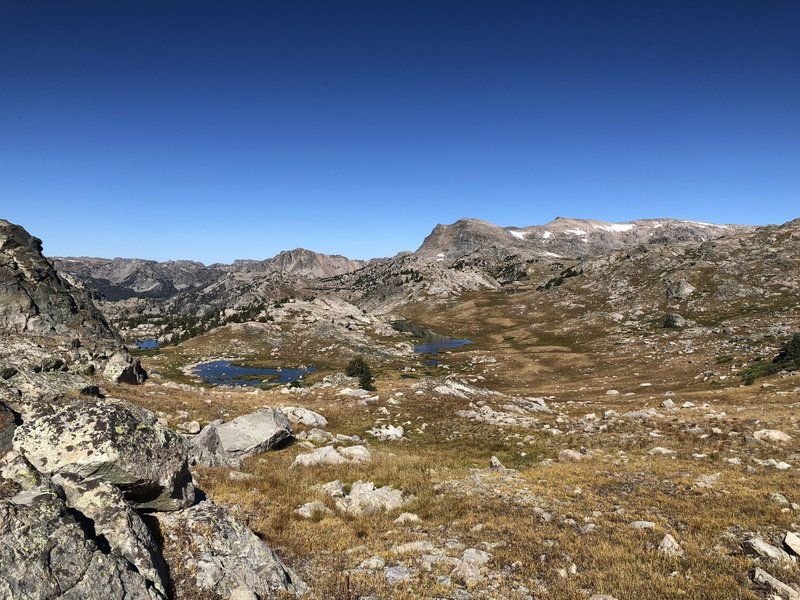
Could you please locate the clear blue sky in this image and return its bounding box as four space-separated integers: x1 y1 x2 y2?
1 1 798 263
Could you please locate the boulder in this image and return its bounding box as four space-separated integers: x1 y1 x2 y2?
384 565 413 585
751 567 800 599
155 500 306 598
743 536 796 565
785 532 800 557
306 428 334 444
558 449 585 462
338 445 371 462
663 313 687 328
189 408 292 467
13 397 194 511
54 472 169 596
292 445 349 467
754 429 793 445
666 279 696 300
327 480 414 516
657 533 684 557
103 351 148 384
184 420 201 434
367 424 404 441
292 444 371 468
3 370 102 414
488 455 508 471
0 477 164 599
293 500 334 519
0 450 59 495
280 406 328 428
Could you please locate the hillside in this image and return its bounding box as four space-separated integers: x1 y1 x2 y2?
5 216 800 600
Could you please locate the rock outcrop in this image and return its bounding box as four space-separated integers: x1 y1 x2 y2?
0 221 306 599
0 453 165 599
54 472 170 595
155 500 307 598
0 219 116 340
13 397 194 511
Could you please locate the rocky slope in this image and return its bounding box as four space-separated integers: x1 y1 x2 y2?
320 217 751 313
61 217 750 330
415 216 748 262
52 256 218 301
541 217 800 329
0 219 306 599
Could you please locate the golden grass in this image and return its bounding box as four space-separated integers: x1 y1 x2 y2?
107 284 800 599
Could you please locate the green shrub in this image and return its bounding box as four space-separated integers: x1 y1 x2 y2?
740 333 800 385
345 356 375 391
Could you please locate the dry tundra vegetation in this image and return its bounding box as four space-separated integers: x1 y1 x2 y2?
109 274 800 600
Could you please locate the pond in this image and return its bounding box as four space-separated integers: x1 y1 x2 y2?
135 339 160 350
194 360 316 387
391 320 473 356
413 338 473 355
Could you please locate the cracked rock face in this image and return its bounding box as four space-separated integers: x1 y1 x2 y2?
155 500 307 598
54 472 169 596
13 397 194 511
0 486 164 600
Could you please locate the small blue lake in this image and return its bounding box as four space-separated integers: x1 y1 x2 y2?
413 338 473 355
136 339 160 350
195 360 316 387
392 320 472 356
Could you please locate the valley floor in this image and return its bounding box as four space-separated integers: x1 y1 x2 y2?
112 287 800 600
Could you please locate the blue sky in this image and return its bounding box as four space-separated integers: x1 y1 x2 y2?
1 1 798 262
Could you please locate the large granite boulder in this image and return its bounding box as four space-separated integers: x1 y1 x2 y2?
13 397 194 511
189 408 292 467
155 500 306 598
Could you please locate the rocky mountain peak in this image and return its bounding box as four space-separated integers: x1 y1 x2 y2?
230 248 366 279
415 216 750 263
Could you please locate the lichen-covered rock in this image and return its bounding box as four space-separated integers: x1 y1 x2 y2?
13 397 194 511
753 429 793 444
663 313 687 328
54 472 169 595
0 486 164 599
3 370 102 415
155 500 307 598
103 351 148 384
0 402 15 455
189 408 292 467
